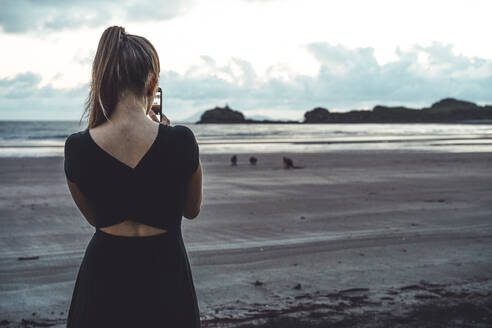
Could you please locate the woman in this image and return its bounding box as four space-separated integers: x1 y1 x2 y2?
64 26 202 328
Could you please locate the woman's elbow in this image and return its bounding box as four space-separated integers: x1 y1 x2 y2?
184 206 200 220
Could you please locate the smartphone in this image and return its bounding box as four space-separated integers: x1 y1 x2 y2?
151 87 163 121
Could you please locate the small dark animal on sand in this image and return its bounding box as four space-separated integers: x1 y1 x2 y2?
283 157 304 169
249 156 257 165
230 155 237 166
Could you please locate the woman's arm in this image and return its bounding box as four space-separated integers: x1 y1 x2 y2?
183 159 202 220
66 178 97 227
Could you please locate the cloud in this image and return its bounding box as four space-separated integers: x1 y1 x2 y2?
2 41 492 121
0 73 88 120
0 0 195 33
161 41 492 116
302 41 492 106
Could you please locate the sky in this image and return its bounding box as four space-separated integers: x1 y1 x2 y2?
1 0 492 121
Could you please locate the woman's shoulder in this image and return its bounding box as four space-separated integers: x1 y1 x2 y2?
167 124 197 143
64 129 89 151
169 124 195 135
68 128 88 138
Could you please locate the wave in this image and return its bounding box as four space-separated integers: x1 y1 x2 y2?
26 134 69 140
200 132 275 138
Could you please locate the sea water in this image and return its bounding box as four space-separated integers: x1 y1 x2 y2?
0 120 491 157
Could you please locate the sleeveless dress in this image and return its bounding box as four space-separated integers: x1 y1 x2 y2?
63 123 201 328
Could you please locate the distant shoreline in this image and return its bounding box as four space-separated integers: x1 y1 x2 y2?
2 120 492 124
195 120 492 124
196 98 492 124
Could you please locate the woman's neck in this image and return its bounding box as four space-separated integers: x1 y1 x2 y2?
107 91 152 127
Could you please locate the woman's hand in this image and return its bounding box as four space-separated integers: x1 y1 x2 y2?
148 108 170 126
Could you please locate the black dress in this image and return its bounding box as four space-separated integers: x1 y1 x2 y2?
64 123 201 328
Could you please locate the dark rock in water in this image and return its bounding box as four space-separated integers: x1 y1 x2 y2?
197 105 300 124
427 98 478 112
196 97 492 124
373 105 417 112
419 98 489 122
249 156 257 165
372 105 421 122
197 105 245 123
303 97 492 123
230 155 237 166
304 107 331 123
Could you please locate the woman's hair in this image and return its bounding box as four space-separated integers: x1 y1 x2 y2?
81 26 160 129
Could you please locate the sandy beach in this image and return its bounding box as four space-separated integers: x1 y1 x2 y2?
1 150 492 327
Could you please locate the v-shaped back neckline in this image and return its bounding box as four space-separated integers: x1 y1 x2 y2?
86 124 163 171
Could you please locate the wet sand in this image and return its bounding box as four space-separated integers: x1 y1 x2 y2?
0 150 491 327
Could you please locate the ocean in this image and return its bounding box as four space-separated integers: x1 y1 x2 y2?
0 120 491 157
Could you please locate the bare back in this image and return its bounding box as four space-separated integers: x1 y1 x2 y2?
88 119 167 236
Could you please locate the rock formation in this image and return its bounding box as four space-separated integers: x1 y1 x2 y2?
303 107 332 123
196 105 300 124
197 105 245 123
303 98 492 123
195 98 492 124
